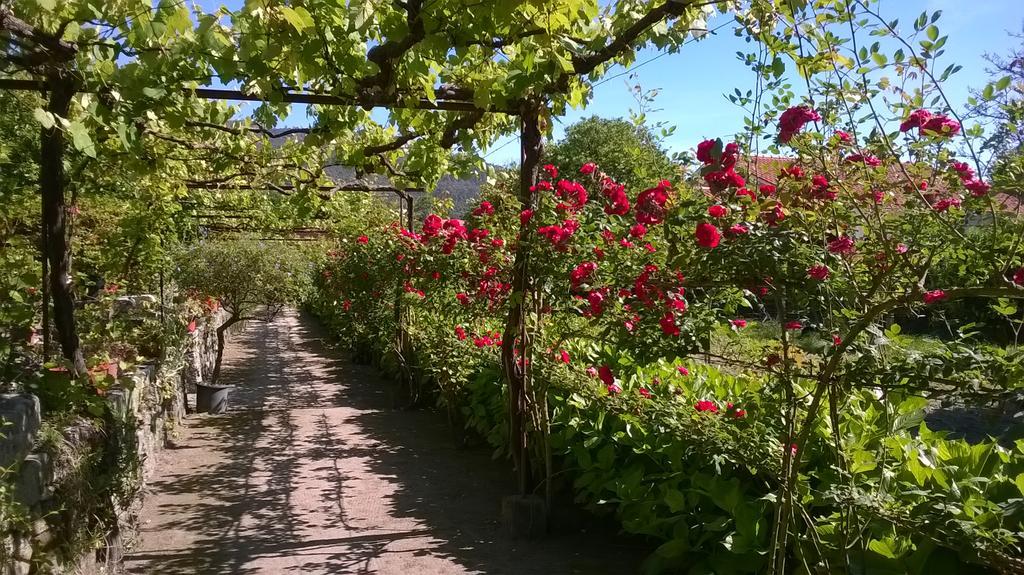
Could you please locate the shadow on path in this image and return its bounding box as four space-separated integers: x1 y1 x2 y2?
125 310 647 574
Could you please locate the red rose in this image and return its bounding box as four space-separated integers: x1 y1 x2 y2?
695 400 718 413
921 115 960 137
922 290 947 304
784 320 803 330
603 185 630 215
629 223 647 238
778 105 821 143
704 168 745 192
696 139 717 164
695 223 721 248
472 201 495 217
721 142 739 168
730 319 747 329
827 235 855 255
531 180 553 193
844 153 881 167
932 196 962 212
949 160 975 181
357 235 369 244
1012 268 1024 286
455 326 467 340
762 203 786 226
807 265 830 280
899 109 932 133
636 183 670 225
569 261 597 288
659 313 680 337
519 209 534 225
964 179 990 197
586 290 606 316
707 205 728 218
779 164 805 179
677 366 690 376
542 164 558 178
598 365 614 387
422 214 444 237
580 162 597 175
809 174 836 201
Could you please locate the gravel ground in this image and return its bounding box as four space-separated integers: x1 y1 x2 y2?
125 309 646 575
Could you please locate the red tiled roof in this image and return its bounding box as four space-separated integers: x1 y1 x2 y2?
738 155 792 186
996 192 1022 214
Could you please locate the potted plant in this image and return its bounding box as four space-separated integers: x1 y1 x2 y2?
175 237 311 413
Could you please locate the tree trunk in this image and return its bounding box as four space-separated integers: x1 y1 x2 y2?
40 74 85 376
501 101 544 495
210 316 239 384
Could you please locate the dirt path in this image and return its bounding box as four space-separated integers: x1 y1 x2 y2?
125 310 645 574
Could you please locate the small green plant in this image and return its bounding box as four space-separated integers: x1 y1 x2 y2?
0 421 31 561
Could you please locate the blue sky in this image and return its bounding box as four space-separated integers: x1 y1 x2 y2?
478 0 1024 165
199 0 1024 166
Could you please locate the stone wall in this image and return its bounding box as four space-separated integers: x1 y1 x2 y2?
0 311 233 575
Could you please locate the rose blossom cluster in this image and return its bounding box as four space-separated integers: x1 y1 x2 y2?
537 219 581 251
948 159 990 197
698 140 746 194
899 109 960 137
694 399 746 418
844 153 881 167
601 176 630 215
635 180 672 225
778 105 821 143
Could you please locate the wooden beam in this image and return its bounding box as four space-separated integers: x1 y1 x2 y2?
184 182 423 202
0 78 516 114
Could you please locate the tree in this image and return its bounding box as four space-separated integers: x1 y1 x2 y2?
545 116 682 192
175 238 312 384
968 23 1024 171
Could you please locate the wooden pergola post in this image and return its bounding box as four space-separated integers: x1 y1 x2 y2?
502 100 544 496
39 73 86 376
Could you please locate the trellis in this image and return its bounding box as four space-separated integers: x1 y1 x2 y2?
1 0 706 502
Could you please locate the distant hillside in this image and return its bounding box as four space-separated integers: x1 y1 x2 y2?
270 132 485 217
433 173 486 216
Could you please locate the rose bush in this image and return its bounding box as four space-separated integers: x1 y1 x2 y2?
313 127 1024 572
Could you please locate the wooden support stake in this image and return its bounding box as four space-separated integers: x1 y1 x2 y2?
40 217 50 362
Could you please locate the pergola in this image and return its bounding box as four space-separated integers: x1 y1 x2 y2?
1 0 710 498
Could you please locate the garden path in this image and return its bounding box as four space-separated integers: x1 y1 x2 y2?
124 309 645 574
